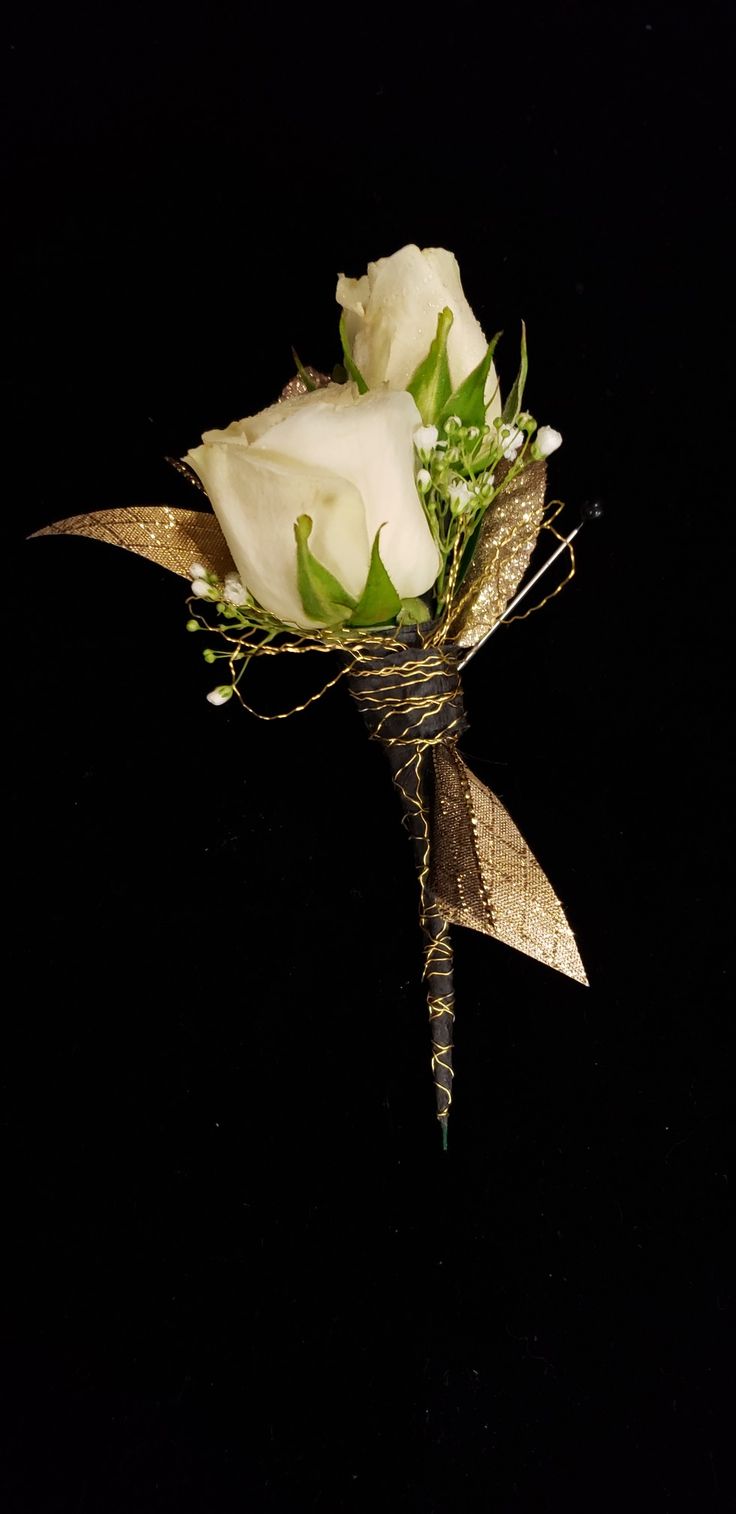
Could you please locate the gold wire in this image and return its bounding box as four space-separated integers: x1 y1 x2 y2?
347 645 467 1126
439 496 576 644
501 501 577 625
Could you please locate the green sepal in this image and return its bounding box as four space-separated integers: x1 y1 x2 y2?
440 331 503 429
339 313 369 394
348 527 402 626
501 321 528 424
294 515 356 623
291 348 317 392
407 307 454 425
397 596 431 626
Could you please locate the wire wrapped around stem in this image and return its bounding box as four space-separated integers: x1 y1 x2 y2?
346 630 467 1145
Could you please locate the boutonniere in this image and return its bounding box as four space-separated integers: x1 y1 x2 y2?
37 243 598 1145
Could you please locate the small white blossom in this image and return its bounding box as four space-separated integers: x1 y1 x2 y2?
416 468 432 493
443 414 462 433
223 572 250 607
191 578 216 599
535 425 563 457
413 424 439 461
206 685 233 706
448 479 474 514
498 424 524 461
189 562 207 579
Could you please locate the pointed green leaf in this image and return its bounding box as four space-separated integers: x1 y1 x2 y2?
348 527 402 626
397 596 431 626
501 320 528 424
440 331 503 429
291 348 318 391
407 307 454 425
339 313 369 394
294 515 357 623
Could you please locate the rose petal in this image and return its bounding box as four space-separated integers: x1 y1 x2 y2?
251 389 440 600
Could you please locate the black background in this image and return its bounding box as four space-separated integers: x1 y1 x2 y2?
4 3 733 1510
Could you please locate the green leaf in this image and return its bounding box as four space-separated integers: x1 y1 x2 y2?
294 515 357 623
291 348 317 391
407 307 454 425
339 313 369 394
397 596 431 626
501 320 528 424
440 330 503 429
348 527 402 626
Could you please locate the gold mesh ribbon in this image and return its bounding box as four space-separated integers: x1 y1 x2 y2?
430 743 587 984
31 506 235 582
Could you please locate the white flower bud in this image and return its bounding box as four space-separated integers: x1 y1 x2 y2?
191 578 216 599
416 468 432 493
223 572 250 607
336 245 502 422
413 424 439 458
206 685 233 706
449 479 474 514
535 425 563 457
189 562 207 579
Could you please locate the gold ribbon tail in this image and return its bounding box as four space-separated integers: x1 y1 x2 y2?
30 505 234 582
429 744 587 986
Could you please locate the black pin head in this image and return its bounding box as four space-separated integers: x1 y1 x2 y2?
581 498 605 523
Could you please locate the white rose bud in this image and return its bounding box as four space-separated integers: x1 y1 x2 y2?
337 245 503 422
535 426 563 457
185 386 440 629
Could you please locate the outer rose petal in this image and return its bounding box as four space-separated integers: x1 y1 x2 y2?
202 383 350 448
250 388 441 601
185 443 370 627
336 244 502 419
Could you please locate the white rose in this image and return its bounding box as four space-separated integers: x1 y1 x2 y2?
185 384 440 628
337 244 502 421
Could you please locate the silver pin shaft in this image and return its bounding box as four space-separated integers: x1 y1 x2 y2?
458 523 582 672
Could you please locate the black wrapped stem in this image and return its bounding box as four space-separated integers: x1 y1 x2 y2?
346 631 467 1144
